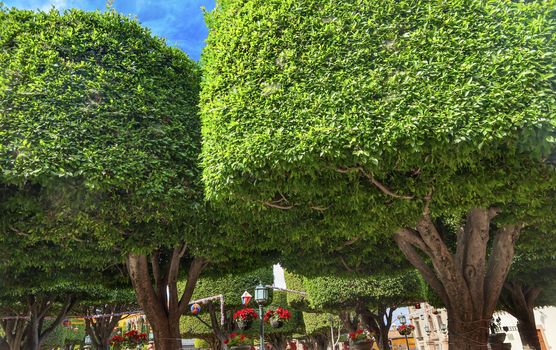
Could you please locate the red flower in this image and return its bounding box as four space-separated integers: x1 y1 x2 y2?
263 307 292 323
233 308 258 322
348 329 367 341
225 333 251 347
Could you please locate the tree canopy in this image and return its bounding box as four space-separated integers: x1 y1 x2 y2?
201 0 555 230
200 1 556 349
0 6 202 250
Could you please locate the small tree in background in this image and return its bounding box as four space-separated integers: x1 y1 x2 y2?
180 267 274 350
499 229 556 350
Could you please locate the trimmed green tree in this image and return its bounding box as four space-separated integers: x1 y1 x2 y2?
180 267 274 350
499 230 556 350
201 1 556 349
0 7 205 350
303 272 422 350
78 286 138 350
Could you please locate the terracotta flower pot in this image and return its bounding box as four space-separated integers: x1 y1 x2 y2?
270 319 284 328
351 340 372 350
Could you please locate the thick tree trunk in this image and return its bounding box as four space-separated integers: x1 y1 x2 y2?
394 207 522 350
501 281 541 350
16 295 76 350
447 317 489 350
127 246 205 350
314 335 328 350
338 311 357 333
357 305 394 350
1 317 27 350
203 335 223 350
267 334 289 350
207 302 230 350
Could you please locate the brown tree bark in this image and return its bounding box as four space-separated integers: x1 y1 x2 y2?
500 281 542 350
314 334 328 350
357 306 394 350
394 207 522 350
127 246 206 350
207 302 230 350
338 311 357 333
1 316 27 350
84 305 126 350
18 295 76 350
266 333 289 350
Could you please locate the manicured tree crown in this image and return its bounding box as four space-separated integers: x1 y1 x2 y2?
201 0 555 234
0 8 201 246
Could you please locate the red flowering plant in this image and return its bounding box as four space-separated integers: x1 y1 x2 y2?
348 329 369 343
263 307 292 323
397 324 415 336
223 333 251 347
233 308 259 323
110 335 125 347
111 330 148 348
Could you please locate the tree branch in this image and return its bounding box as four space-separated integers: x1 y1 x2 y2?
339 256 355 273
127 253 168 326
415 215 471 311
150 252 165 300
455 208 490 316
394 229 450 307
40 296 76 341
337 167 414 199
484 225 522 317
177 257 206 316
263 201 293 210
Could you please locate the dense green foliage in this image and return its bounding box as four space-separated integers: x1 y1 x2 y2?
507 229 556 307
0 7 201 250
303 271 422 311
201 0 556 248
41 321 85 349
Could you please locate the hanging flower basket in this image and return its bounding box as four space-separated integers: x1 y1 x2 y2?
397 324 415 336
233 308 258 330
264 307 292 329
348 329 371 349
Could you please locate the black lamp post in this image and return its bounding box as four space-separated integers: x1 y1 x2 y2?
254 283 269 350
398 315 411 350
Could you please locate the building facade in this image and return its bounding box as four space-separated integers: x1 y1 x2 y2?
406 303 556 350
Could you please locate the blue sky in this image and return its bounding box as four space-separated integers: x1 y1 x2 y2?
2 0 216 60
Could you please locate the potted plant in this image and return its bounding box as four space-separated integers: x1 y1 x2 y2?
263 307 292 328
224 333 252 350
348 329 372 350
397 324 415 336
233 308 258 330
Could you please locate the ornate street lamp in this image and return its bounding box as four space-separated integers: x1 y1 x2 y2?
255 283 269 350
397 315 411 350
